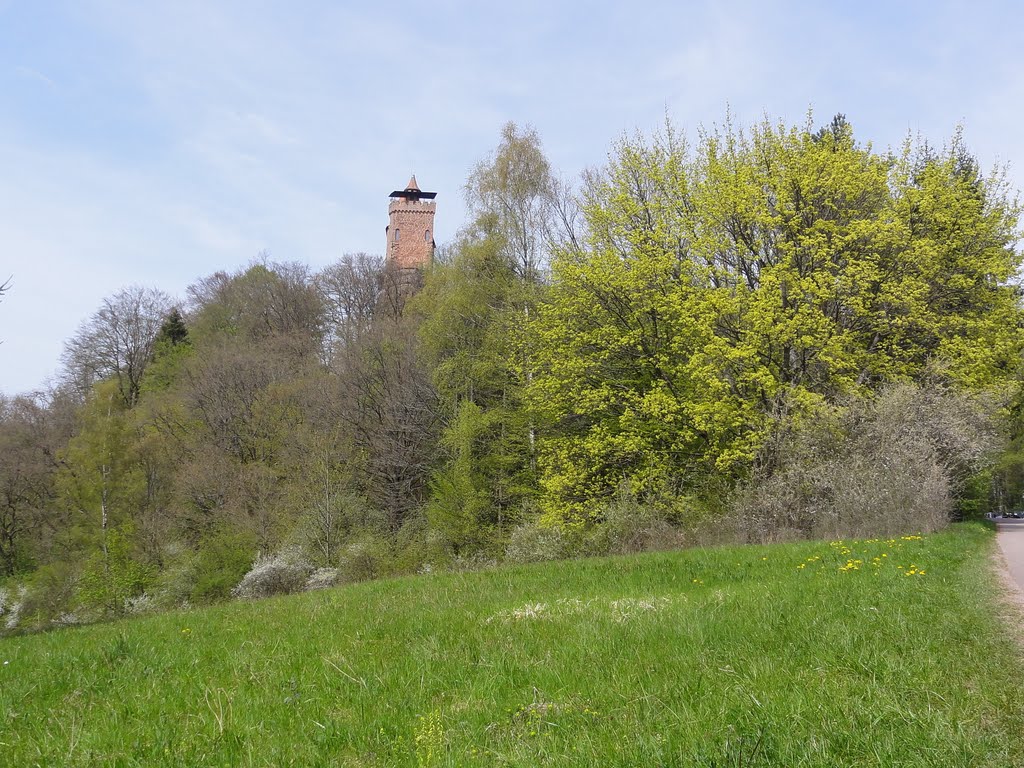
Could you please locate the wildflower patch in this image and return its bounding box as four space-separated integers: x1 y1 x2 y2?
794 534 932 578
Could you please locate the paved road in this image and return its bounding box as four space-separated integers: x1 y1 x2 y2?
996 518 1024 593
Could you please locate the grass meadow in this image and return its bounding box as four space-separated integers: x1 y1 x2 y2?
1 522 1022 766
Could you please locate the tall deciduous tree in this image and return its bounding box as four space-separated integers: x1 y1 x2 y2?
465 122 558 282
528 116 1022 525
0 392 70 575
61 285 173 407
333 315 439 532
187 257 325 360
55 380 150 616
415 226 538 549
316 253 385 358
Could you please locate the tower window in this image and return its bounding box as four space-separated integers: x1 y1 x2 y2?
394 229 400 242
424 229 431 242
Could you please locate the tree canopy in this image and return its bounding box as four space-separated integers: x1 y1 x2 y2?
527 117 1022 524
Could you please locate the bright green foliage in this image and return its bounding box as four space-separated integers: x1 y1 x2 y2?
189 527 258 604
56 381 146 549
888 132 1023 389
417 122 557 551
52 382 156 616
426 400 491 549
4 116 1021 627
416 230 539 549
417 233 521 406
76 526 152 616
529 116 1022 525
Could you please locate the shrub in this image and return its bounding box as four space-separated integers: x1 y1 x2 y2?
589 483 684 555
149 543 198 610
16 562 78 630
393 513 451 574
232 547 314 600
337 537 389 583
505 486 687 563
190 529 258 604
297 490 384 568
505 522 567 564
733 383 1001 541
305 568 340 591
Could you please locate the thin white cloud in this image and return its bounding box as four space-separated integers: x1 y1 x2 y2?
14 65 55 88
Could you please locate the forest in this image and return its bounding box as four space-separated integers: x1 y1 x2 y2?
1 114 1022 631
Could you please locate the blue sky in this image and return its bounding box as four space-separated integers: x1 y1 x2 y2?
1 0 1022 395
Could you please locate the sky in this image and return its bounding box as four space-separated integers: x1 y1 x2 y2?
1 0 1022 395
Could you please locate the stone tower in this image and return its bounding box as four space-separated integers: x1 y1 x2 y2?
386 175 436 273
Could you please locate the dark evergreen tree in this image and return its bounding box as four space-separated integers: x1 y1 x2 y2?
156 308 190 348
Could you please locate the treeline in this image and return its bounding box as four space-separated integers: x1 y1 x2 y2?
1 114 1022 630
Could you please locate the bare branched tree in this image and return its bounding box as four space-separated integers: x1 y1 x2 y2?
333 317 440 531
316 253 385 358
187 256 326 363
0 388 76 576
61 286 173 406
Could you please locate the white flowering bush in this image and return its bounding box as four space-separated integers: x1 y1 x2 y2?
124 593 157 616
304 568 340 591
231 548 314 600
3 586 27 631
504 523 566 564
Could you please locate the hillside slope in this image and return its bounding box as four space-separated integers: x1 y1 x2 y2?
1 524 1022 766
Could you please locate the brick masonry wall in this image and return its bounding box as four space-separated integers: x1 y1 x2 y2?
387 199 436 270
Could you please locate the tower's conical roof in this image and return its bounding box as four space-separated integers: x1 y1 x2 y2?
389 175 436 199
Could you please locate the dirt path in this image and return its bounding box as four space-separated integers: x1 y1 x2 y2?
996 519 1024 596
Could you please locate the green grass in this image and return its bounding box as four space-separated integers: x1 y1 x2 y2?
1 523 1023 766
